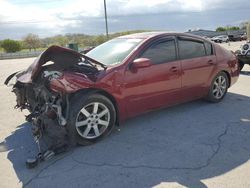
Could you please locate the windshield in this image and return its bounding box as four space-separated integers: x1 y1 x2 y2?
86 38 143 65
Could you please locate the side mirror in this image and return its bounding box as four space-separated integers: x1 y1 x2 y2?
130 58 152 72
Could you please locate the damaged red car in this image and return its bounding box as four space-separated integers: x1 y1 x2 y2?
5 32 239 152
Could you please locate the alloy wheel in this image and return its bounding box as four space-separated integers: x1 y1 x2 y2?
75 102 110 139
212 75 227 99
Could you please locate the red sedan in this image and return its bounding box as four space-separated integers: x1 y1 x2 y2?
6 32 239 149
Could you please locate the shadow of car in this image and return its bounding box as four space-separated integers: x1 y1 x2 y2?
2 92 250 188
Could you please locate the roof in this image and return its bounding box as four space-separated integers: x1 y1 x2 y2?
117 31 205 40
118 32 167 39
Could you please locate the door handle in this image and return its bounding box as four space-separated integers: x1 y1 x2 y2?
207 60 215 65
170 66 178 72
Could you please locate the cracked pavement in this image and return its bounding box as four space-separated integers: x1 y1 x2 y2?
1 43 250 188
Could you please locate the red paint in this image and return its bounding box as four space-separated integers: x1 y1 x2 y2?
21 33 240 123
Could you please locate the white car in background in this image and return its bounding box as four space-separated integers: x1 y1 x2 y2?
211 35 229 43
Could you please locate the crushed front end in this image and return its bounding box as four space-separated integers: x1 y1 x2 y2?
5 46 102 167
13 71 69 151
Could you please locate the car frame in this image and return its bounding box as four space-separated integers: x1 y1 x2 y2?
5 32 240 160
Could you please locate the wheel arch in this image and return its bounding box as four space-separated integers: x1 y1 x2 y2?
69 88 120 126
221 70 231 87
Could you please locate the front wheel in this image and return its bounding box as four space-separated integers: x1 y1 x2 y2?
206 72 229 103
67 93 116 146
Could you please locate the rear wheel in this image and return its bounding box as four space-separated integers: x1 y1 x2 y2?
207 72 229 103
67 93 116 146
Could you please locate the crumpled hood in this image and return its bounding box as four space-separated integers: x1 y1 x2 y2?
14 45 106 84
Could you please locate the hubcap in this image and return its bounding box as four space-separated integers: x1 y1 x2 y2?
75 102 110 139
212 76 227 99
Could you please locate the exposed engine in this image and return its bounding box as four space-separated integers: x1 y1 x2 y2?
13 70 69 153
5 45 105 168
12 62 100 151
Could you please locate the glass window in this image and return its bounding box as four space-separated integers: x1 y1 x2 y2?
86 38 143 65
178 39 206 59
204 42 213 55
141 40 177 64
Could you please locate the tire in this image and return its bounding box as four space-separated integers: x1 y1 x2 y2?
67 93 116 146
206 72 229 103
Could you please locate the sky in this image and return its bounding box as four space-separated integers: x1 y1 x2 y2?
0 0 249 40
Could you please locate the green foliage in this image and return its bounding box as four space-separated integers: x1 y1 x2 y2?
52 35 69 46
216 27 226 32
216 26 240 32
228 26 240 30
23 33 41 51
94 35 108 45
39 30 150 49
1 30 151 52
1 39 21 53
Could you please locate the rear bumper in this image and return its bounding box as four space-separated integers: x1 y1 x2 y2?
230 64 240 87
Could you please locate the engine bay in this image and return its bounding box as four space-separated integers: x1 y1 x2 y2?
4 45 105 168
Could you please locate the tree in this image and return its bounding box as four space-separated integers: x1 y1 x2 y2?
53 35 69 46
23 33 41 51
216 27 226 32
94 35 107 45
1 39 21 53
227 26 240 30
216 26 240 32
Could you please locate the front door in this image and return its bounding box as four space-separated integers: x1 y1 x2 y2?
123 37 182 118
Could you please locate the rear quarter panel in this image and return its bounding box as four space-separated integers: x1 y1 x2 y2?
213 43 239 87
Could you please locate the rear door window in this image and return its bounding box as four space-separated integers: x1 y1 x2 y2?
178 39 206 59
204 42 213 55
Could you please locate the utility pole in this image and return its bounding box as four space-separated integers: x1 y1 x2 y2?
103 0 109 39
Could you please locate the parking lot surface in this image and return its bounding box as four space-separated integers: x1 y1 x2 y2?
1 42 250 188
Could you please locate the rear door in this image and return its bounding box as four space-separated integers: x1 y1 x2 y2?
123 37 182 118
177 36 217 101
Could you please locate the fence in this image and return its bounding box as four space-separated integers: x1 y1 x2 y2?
0 51 42 60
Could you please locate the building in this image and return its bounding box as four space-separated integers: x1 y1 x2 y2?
187 29 246 38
